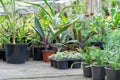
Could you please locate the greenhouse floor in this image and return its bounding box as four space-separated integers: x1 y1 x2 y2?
0 60 91 80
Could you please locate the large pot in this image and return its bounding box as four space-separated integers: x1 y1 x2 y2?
106 68 120 80
5 44 27 64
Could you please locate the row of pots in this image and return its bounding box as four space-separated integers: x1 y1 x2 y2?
0 44 56 64
32 47 56 62
83 63 120 80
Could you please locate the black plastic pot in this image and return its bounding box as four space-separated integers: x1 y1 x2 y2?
32 47 45 61
91 41 104 50
91 66 106 80
106 68 120 80
57 60 68 69
26 47 31 61
5 44 27 64
50 59 54 66
50 59 57 67
0 48 6 61
82 63 92 78
68 59 82 68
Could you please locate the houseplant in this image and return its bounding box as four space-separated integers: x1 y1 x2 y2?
78 47 94 77
0 0 28 64
91 48 107 80
105 44 120 80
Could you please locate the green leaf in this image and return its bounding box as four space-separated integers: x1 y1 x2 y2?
51 16 79 42
43 0 55 16
58 6 72 17
66 40 81 44
34 16 45 39
26 2 52 19
0 16 5 24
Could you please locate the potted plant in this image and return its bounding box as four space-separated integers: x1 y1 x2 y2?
0 0 28 64
91 48 107 80
15 15 34 61
105 44 120 80
33 17 56 62
78 47 94 77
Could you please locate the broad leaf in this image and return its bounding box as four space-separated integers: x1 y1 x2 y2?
34 16 45 39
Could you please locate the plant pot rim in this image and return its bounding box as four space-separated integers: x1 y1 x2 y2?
42 50 55 52
0 48 5 51
105 67 120 71
92 65 105 68
33 46 45 48
81 62 91 65
50 58 69 61
5 44 28 46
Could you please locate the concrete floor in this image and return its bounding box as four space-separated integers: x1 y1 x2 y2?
0 60 92 80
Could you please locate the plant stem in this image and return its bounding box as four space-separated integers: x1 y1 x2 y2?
11 0 16 44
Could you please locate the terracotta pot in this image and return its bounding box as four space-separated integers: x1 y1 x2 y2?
42 50 56 62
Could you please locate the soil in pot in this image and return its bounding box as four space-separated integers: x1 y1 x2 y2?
5 44 27 64
106 68 120 80
33 47 45 61
42 50 56 62
92 66 106 80
82 63 92 78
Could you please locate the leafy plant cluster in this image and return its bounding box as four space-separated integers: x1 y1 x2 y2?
49 51 82 60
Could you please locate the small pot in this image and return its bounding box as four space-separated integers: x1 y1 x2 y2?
91 66 106 80
50 59 57 67
42 50 56 62
56 60 68 69
82 63 92 78
32 47 45 61
106 68 120 80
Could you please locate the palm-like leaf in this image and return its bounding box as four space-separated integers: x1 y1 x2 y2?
26 2 52 19
43 0 55 16
34 16 45 39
